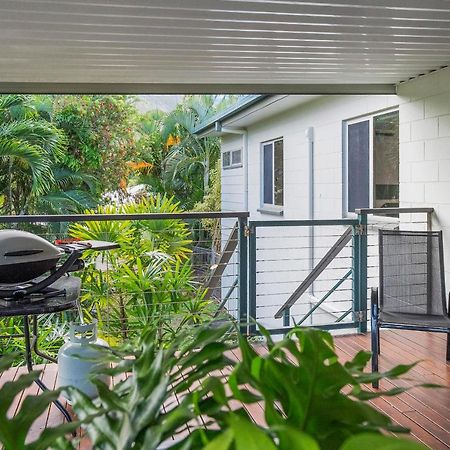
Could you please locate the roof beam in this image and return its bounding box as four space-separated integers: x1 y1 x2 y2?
0 82 396 95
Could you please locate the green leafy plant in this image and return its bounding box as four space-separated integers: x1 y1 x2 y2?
212 325 432 450
66 323 234 450
0 325 432 450
0 354 78 450
68 196 212 346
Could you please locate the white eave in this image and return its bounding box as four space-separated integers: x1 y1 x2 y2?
0 0 449 94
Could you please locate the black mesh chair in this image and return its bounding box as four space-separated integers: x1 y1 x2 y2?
371 229 450 388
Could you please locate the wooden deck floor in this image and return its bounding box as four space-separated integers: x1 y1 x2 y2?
1 330 449 449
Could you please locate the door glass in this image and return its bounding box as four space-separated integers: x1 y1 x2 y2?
274 140 284 206
348 120 370 212
373 111 399 211
263 143 273 204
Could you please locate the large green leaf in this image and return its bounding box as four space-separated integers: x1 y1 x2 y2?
340 433 428 450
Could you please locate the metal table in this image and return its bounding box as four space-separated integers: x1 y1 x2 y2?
0 276 80 423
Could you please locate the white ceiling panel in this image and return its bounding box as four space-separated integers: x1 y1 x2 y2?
1 0 450 93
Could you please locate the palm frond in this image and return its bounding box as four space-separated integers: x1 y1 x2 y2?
0 137 54 194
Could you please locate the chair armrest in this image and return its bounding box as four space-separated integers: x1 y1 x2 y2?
371 287 379 307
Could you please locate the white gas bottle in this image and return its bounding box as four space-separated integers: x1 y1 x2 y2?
58 321 110 400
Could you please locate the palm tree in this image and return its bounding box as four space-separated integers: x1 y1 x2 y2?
0 95 66 214
162 96 237 205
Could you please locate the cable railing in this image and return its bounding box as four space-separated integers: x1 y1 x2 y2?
0 211 249 364
0 206 436 362
246 207 434 336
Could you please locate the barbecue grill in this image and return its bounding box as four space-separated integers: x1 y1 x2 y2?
0 229 119 425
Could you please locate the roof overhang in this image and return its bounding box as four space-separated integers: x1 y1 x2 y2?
1 1 449 94
0 82 397 95
196 95 335 136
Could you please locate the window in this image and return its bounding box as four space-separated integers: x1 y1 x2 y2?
346 110 399 213
262 138 284 207
222 149 242 169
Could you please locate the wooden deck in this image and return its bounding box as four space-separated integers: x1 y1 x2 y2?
1 330 449 449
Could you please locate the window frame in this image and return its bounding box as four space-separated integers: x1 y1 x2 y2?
343 108 399 217
260 137 284 211
222 148 243 170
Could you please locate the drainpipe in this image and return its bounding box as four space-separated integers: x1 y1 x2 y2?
215 122 249 211
305 127 315 300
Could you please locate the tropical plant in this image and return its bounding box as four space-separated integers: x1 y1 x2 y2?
0 354 78 450
65 323 235 450
68 195 212 344
52 95 138 194
0 325 432 450
65 327 439 450
131 96 237 209
212 325 434 450
0 94 67 214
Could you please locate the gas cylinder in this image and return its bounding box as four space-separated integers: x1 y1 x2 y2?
57 321 110 400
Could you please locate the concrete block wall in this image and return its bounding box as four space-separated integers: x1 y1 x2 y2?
398 67 450 287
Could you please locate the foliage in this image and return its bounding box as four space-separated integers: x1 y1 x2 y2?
0 354 78 450
0 325 432 450
68 195 212 344
69 327 424 450
131 95 236 209
193 158 222 252
52 95 138 194
222 325 434 450
0 94 67 214
66 323 235 450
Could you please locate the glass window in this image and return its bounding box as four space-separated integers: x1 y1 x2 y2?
346 110 399 213
223 149 242 169
348 120 370 212
231 149 242 165
373 111 399 209
262 139 283 206
222 151 231 168
274 140 284 206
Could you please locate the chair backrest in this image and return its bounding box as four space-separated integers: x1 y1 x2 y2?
379 230 447 316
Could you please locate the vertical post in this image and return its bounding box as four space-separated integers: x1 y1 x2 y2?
248 222 257 335
283 308 290 327
356 212 368 333
426 210 433 314
238 216 248 334
352 224 360 329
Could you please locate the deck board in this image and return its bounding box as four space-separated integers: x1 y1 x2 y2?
1 330 448 449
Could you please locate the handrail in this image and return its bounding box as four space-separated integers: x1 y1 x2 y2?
0 211 250 224
274 226 353 319
204 221 238 298
355 207 434 215
249 218 358 228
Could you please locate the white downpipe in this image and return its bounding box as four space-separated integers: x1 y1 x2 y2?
218 124 249 211
305 127 315 312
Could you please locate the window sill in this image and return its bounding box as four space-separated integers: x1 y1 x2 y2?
223 164 243 170
257 207 284 216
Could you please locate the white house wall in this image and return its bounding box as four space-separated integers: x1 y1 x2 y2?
221 94 400 329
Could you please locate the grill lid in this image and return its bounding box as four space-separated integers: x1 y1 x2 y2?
0 230 64 283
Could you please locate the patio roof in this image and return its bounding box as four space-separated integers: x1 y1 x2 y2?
1 0 450 94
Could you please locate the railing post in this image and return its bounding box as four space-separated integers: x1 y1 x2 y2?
352 223 360 330
356 212 368 333
248 222 257 335
283 308 290 327
238 217 248 334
